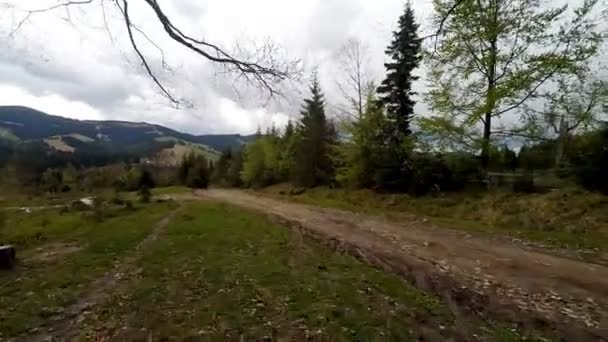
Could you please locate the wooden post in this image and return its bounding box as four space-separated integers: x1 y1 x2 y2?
0 245 16 269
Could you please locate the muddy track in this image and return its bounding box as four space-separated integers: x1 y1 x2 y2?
26 209 180 342
200 189 608 341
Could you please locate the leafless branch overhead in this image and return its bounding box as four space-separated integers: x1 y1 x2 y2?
5 0 301 106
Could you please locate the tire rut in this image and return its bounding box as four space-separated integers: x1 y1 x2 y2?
200 189 608 341
25 209 180 342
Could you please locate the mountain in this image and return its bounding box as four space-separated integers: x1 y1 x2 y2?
0 106 255 163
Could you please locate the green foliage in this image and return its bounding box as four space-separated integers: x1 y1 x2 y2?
488 145 518 172
292 76 336 188
424 0 602 169
115 166 141 192
180 153 210 189
138 186 152 203
377 3 421 140
41 168 64 193
373 3 421 192
226 148 244 187
571 126 608 194
241 138 274 187
335 91 386 188
211 149 233 186
138 169 155 189
443 152 482 186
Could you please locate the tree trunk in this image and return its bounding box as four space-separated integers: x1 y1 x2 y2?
481 112 493 172
0 245 16 269
481 0 499 175
555 114 569 167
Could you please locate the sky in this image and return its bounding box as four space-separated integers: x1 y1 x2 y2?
0 0 436 135
0 0 604 136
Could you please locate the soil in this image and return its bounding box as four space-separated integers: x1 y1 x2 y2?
199 189 608 341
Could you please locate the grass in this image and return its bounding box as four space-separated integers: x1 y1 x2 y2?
0 190 84 209
151 186 191 196
261 185 608 253
0 201 176 337
78 202 541 341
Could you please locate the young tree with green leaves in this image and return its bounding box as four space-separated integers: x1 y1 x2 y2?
293 75 336 187
522 71 608 167
335 88 387 188
422 0 603 172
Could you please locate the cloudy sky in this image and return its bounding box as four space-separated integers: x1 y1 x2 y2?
0 0 438 135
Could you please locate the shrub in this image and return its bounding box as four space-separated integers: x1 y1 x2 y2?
512 172 536 193
406 154 455 196
572 127 608 195
138 186 152 203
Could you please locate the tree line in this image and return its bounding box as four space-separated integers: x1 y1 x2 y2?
212 0 607 195
2 0 606 196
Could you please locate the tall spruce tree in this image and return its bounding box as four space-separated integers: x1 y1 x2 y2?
375 2 421 192
377 2 421 143
293 75 335 187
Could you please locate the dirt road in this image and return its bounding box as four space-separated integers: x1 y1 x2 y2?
200 189 608 340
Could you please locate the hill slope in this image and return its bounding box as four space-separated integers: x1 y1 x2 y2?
0 106 254 158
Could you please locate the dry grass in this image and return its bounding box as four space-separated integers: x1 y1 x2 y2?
262 184 608 252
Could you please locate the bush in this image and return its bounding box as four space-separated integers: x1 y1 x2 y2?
406 154 455 196
512 172 536 193
138 186 152 203
572 127 608 195
180 153 210 189
124 200 135 211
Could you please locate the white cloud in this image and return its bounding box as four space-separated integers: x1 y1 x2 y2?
0 84 104 120
3 0 596 136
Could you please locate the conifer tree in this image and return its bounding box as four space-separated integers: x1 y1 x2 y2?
293 75 335 187
377 2 421 144
375 2 421 191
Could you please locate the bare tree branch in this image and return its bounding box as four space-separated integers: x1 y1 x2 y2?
4 0 301 105
119 0 179 106
421 0 466 57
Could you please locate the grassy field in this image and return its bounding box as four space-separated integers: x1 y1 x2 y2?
1 196 550 340
0 201 176 337
261 185 608 253
77 202 541 341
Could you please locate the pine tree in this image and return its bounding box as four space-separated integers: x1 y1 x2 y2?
293 75 335 187
377 2 421 144
375 2 421 192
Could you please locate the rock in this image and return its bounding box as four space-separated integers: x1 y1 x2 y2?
0 245 16 269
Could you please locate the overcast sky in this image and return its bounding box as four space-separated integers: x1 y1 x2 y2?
0 0 438 135
0 0 604 136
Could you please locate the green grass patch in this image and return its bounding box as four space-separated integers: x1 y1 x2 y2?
0 202 176 337
79 202 539 341
261 185 608 253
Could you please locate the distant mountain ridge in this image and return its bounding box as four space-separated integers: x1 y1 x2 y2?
0 106 254 156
